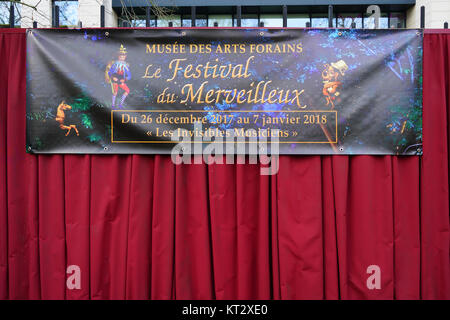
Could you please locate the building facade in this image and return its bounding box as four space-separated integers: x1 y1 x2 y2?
0 1 448 29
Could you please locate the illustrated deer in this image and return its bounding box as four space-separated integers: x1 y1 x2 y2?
55 101 79 136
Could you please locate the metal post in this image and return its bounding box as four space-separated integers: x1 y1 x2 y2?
445 22 449 29
282 5 287 27
54 5 60 27
78 21 82 28
191 6 196 27
236 6 242 27
100 5 105 27
328 5 333 28
146 7 151 27
33 21 38 28
9 3 14 28
306 22 310 28
420 5 425 28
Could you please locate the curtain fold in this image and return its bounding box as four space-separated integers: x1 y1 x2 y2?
421 33 450 299
0 29 449 300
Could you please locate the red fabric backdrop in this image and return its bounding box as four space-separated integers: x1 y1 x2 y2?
0 29 449 300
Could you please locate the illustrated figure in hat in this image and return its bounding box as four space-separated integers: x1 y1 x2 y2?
321 60 348 109
105 44 131 108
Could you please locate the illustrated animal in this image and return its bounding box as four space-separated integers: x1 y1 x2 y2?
55 101 79 136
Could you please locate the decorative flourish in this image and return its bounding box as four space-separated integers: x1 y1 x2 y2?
55 101 79 136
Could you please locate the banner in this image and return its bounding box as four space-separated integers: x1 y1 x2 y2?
26 28 423 155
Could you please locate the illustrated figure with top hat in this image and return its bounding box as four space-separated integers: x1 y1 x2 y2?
105 44 131 108
321 60 348 109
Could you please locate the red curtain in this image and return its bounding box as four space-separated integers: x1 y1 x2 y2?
0 29 449 300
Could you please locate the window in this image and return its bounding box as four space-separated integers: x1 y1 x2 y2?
287 14 309 27
55 0 78 27
113 6 409 30
196 16 207 27
336 13 363 28
208 14 233 27
131 17 156 27
235 14 258 27
0 1 21 27
390 12 406 28
182 16 192 27
182 15 207 27
157 15 181 27
259 14 283 27
132 19 146 27
311 14 335 28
